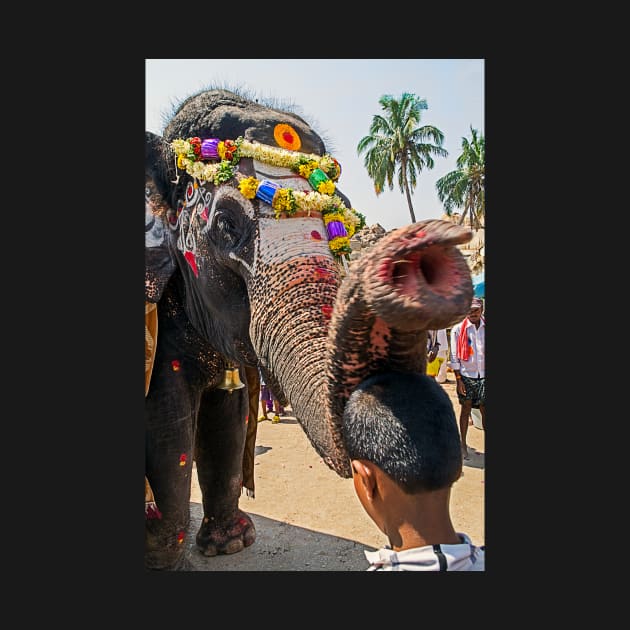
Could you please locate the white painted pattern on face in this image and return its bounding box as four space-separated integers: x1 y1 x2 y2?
229 251 254 276
253 160 311 191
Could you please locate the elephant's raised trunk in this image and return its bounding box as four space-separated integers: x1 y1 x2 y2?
250 218 473 478
325 219 474 474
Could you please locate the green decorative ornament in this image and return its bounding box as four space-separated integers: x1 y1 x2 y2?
308 168 330 191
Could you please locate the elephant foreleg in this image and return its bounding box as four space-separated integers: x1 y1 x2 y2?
145 359 197 570
194 384 256 556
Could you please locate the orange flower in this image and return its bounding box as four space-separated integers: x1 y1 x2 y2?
273 123 301 151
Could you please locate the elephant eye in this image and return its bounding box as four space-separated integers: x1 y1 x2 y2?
214 210 238 246
208 195 253 251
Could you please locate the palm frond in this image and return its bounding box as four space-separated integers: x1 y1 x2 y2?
436 126 485 228
357 93 448 223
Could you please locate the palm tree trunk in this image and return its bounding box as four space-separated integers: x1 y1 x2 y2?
404 182 416 223
400 159 417 223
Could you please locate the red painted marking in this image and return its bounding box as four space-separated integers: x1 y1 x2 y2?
184 251 199 276
314 266 332 278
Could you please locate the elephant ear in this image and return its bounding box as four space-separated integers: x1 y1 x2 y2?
145 131 176 303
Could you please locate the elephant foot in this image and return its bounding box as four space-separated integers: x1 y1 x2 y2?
146 552 195 571
146 521 194 570
145 546 189 571
195 510 256 556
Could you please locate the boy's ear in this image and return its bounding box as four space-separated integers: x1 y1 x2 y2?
351 459 377 501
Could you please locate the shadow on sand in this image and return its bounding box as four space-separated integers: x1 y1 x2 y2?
182 502 376 571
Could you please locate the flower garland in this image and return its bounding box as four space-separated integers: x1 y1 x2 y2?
170 136 366 258
171 137 342 189
238 177 363 255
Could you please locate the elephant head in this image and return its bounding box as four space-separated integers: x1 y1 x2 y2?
145 88 473 568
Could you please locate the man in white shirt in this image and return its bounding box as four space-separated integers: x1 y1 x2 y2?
448 297 485 459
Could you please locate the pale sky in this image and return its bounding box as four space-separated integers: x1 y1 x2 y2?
146 59 484 232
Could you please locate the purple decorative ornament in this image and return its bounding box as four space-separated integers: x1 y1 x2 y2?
255 180 280 205
200 138 220 160
326 220 347 240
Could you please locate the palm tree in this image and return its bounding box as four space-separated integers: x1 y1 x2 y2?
357 93 448 223
436 126 485 230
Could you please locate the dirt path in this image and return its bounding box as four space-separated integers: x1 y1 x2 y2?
185 377 485 571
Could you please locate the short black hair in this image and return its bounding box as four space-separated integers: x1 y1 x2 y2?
341 371 462 493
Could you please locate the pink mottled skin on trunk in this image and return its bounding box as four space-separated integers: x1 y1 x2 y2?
377 227 469 301
335 316 392 400
275 257 338 298
369 317 391 358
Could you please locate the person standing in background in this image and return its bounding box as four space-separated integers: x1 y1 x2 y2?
258 369 285 424
448 297 485 459
259 370 273 421
434 329 450 383
426 329 448 381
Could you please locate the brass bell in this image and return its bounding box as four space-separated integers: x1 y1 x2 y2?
217 366 246 393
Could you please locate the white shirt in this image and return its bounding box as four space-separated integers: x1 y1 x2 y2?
448 317 485 378
364 533 485 571
427 329 448 359
435 328 449 359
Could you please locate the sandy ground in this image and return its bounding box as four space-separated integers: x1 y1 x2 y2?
184 375 485 571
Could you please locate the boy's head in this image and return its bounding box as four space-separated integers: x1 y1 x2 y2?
342 371 462 494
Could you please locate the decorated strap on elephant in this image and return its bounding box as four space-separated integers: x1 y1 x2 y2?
145 88 474 570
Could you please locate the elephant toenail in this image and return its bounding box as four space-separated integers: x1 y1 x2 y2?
202 545 218 557
223 539 244 554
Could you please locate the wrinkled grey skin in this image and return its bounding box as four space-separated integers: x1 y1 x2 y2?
145 89 473 570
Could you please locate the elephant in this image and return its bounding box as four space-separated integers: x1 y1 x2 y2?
145 88 474 570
